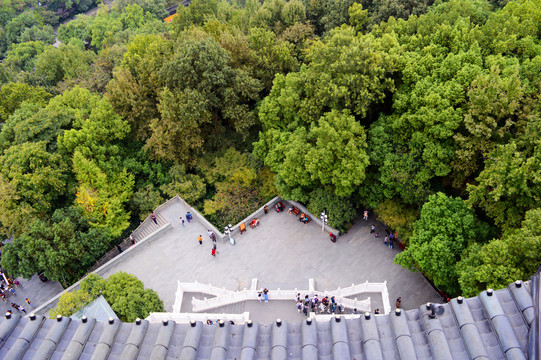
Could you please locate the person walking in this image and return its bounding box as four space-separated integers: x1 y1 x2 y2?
25 298 31 307
363 210 368 220
264 205 269 214
17 305 26 313
186 212 193 223
197 235 203 245
129 235 135 246
211 244 217 257
151 212 158 225
384 235 388 246
370 224 376 233
180 217 185 227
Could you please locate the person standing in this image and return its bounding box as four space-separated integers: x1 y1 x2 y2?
180 217 185 227
129 235 135 246
151 212 158 225
264 205 269 214
263 288 269 302
197 235 203 245
186 212 193 223
384 235 388 246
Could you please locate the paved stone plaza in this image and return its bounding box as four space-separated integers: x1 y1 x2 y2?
101 199 441 323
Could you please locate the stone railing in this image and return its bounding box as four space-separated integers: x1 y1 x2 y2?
191 287 371 313
146 312 250 324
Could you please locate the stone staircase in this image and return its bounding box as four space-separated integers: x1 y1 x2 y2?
88 210 171 272
131 211 169 242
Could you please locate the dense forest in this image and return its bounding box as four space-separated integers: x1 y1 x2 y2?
0 0 539 298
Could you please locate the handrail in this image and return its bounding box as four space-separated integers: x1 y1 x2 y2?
191 288 371 313
146 311 250 324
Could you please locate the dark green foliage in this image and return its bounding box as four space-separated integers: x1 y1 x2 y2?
1 206 111 285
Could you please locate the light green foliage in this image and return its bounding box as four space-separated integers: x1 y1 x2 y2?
458 208 541 296
0 142 67 236
281 0 306 27
0 103 75 152
256 108 370 203
4 41 45 71
114 0 168 19
19 24 55 44
375 199 419 242
0 82 51 123
247 27 298 90
1 206 111 284
88 5 123 49
57 15 92 44
33 42 96 87
80 273 106 297
170 0 219 33
348 3 369 32
394 192 484 295
57 89 133 237
103 272 164 322
49 272 163 321
49 289 93 318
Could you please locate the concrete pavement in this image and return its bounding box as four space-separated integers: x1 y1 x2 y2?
101 198 441 323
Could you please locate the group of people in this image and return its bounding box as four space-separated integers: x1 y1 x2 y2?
0 274 21 303
365 209 399 249
296 294 346 316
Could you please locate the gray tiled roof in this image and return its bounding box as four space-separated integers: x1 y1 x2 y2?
0 278 538 359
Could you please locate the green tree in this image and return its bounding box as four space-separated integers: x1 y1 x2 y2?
0 142 67 236
394 192 485 295
256 109 370 201
1 206 111 284
49 289 93 318
458 208 541 297
131 184 164 221
103 272 164 322
467 141 541 230
374 199 419 242
159 164 206 204
3 41 45 71
0 82 51 123
306 188 356 229
281 0 306 26
106 34 173 140
33 42 96 87
58 90 134 237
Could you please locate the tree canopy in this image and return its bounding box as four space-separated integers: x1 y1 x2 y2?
0 0 539 297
